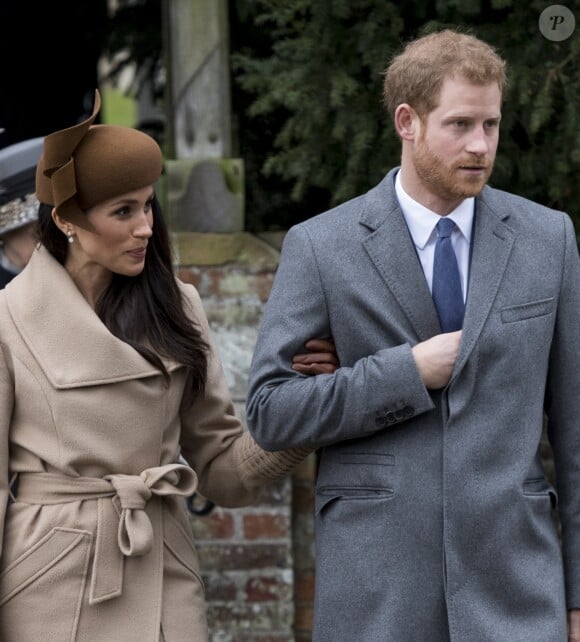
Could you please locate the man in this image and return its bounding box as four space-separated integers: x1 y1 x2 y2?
246 29 580 641
0 137 43 288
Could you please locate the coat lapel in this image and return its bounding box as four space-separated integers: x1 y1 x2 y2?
6 245 179 388
451 188 515 381
359 173 515 373
361 170 441 341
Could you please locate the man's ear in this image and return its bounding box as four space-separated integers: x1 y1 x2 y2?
394 104 420 141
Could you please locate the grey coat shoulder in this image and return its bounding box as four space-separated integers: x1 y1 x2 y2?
286 172 396 245
479 184 571 228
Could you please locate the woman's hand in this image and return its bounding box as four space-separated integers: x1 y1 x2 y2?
292 338 339 375
569 609 580 641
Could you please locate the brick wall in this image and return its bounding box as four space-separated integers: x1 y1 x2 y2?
191 479 296 642
174 231 315 641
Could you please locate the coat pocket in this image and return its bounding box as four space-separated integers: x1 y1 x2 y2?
523 477 558 509
163 508 204 587
0 527 91 641
315 486 394 516
0 527 92 605
501 298 554 323
162 510 208 642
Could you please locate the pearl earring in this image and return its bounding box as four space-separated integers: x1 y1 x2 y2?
66 231 74 244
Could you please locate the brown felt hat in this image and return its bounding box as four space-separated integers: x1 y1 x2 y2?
36 90 163 230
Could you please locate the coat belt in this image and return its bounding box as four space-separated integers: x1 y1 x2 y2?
14 464 198 604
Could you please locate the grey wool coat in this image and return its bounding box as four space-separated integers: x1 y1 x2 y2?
246 168 580 642
0 245 309 642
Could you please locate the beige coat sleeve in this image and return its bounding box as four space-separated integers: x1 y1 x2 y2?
177 283 311 507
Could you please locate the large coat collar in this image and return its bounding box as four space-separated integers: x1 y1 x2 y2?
359 168 515 381
5 244 176 388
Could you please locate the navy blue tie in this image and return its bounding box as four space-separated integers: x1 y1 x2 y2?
432 218 464 332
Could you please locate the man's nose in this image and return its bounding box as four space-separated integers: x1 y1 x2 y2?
465 126 490 155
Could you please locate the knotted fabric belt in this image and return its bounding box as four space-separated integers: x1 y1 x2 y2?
14 465 198 604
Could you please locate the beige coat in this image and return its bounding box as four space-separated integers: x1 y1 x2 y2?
0 245 308 642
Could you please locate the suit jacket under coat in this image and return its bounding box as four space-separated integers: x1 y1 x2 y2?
0 245 308 642
246 168 580 642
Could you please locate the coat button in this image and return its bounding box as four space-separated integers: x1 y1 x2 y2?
375 414 388 428
403 405 414 418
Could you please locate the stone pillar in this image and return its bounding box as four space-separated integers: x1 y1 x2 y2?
163 0 243 233
164 0 230 159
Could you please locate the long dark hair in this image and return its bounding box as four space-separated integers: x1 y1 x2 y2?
37 198 208 395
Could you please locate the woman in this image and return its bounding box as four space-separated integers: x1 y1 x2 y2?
0 137 44 288
0 216 37 288
0 91 337 641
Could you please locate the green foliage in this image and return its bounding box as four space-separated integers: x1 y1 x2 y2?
231 0 580 234
101 0 163 99
231 0 405 228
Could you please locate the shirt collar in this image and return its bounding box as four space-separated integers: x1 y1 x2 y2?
395 170 474 250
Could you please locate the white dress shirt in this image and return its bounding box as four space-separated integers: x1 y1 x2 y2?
394 171 474 302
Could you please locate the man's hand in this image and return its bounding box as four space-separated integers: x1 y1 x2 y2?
569 609 580 641
292 338 339 375
411 331 462 390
